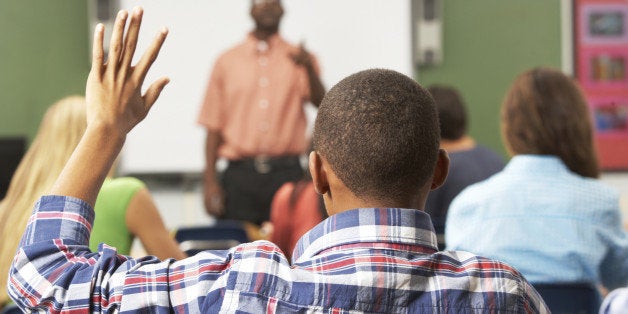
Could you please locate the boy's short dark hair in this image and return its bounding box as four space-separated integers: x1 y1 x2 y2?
427 85 467 141
313 69 440 203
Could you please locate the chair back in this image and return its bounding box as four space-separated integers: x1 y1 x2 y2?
174 220 250 255
532 282 601 314
1 304 22 314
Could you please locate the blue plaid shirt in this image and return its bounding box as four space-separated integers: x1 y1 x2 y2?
9 196 548 313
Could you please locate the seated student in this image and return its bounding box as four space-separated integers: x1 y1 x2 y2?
445 67 628 290
7 8 548 312
0 96 185 309
266 147 326 261
424 85 504 235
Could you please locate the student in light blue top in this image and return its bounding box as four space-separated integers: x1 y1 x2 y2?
445 67 628 291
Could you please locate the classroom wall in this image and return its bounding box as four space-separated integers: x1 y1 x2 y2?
0 1 89 143
0 1 563 155
417 0 563 157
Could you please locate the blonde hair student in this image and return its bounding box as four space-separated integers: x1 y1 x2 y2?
0 95 185 308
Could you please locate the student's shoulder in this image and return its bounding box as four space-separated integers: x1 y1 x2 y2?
449 171 505 205
436 250 522 276
577 175 619 199
104 176 146 189
216 40 250 61
232 240 290 263
435 250 542 302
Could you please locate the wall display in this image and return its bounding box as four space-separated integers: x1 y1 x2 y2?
576 0 628 169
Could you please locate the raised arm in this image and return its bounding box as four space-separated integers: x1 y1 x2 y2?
290 45 325 107
9 9 255 313
7 7 177 312
50 8 169 204
203 129 225 217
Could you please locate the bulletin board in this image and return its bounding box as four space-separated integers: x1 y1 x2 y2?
575 0 628 170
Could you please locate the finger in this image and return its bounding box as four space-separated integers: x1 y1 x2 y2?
143 76 170 109
91 23 105 78
121 7 143 71
134 27 169 83
107 10 129 73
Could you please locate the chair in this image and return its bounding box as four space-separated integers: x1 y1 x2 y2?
174 220 250 255
532 282 601 314
0 137 26 199
1 304 22 314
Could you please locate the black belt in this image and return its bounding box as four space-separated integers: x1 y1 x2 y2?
228 155 301 174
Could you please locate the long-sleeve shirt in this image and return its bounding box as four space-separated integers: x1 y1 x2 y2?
9 195 548 313
446 155 628 289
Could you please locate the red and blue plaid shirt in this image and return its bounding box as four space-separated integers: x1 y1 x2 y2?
9 196 548 313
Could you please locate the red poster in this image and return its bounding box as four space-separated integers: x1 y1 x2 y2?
575 0 628 169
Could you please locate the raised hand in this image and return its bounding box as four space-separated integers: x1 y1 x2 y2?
289 43 325 107
50 7 170 206
290 44 313 68
86 7 169 137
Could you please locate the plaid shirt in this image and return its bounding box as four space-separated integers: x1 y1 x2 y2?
9 196 548 313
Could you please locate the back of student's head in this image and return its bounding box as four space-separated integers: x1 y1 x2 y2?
0 95 86 306
313 69 439 203
428 85 467 141
501 67 599 178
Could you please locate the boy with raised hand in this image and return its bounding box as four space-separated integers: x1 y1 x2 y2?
8 8 548 313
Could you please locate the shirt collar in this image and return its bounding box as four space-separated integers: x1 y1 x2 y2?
245 32 283 53
505 155 569 175
292 208 438 263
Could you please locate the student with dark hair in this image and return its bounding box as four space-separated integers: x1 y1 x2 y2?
425 85 504 235
7 10 548 312
446 67 628 290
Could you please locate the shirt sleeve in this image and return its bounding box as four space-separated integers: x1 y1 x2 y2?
198 57 226 131
601 287 628 314
597 195 628 290
519 277 550 313
7 195 235 313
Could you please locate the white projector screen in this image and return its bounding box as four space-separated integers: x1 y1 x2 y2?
117 0 413 174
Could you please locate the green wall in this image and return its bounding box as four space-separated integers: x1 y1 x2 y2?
417 0 563 157
0 1 89 143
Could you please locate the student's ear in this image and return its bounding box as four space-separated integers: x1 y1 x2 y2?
430 149 449 190
309 151 330 195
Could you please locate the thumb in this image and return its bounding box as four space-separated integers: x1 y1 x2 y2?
144 76 170 110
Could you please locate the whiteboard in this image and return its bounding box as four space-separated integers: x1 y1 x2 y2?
118 0 413 174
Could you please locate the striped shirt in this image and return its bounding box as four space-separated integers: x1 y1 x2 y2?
601 287 628 314
8 196 548 313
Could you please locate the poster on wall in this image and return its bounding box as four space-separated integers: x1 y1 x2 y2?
575 0 628 170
